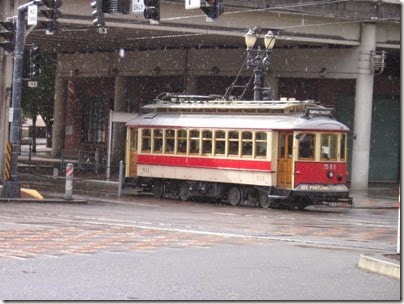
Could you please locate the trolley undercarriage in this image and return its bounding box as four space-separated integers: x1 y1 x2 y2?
124 177 354 210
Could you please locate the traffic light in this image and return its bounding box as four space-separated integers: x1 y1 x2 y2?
102 0 130 14
91 0 105 27
0 20 16 54
201 0 223 20
143 0 160 23
40 0 62 34
29 45 41 79
117 0 130 14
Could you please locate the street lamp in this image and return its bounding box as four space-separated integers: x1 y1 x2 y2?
244 28 276 101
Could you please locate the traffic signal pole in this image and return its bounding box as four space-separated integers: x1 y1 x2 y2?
1 1 39 198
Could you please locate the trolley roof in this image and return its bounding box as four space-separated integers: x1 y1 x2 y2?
126 113 348 131
126 97 349 132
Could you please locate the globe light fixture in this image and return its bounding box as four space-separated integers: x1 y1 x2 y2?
244 28 258 49
264 30 276 49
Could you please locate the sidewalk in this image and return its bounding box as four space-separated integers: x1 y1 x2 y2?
350 184 399 209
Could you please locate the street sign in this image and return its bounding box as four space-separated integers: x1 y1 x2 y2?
185 0 200 9
132 0 145 13
8 108 14 122
28 81 38 87
27 5 38 26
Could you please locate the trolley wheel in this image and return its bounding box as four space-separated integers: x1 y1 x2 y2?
296 197 312 210
178 182 191 201
152 180 165 198
227 187 243 206
259 192 271 209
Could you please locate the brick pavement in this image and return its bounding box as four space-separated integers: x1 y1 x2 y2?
0 224 264 259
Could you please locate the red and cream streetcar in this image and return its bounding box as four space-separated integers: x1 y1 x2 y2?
124 93 353 210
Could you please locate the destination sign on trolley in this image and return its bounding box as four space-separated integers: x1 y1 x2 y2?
295 184 348 192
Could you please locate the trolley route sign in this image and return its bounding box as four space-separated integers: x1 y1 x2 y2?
295 184 348 192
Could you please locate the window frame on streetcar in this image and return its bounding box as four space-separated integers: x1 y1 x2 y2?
189 129 200 155
241 131 253 158
152 129 163 154
202 130 213 156
165 129 175 154
130 128 137 150
139 128 270 160
255 131 267 159
176 129 188 154
228 130 240 157
297 133 316 160
214 130 226 156
320 133 338 161
141 128 151 153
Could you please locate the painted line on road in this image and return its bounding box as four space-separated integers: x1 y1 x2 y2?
212 212 239 216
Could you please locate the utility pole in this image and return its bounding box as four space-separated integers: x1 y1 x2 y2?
1 0 41 198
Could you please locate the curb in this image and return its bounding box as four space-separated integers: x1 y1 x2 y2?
358 254 400 279
0 198 88 204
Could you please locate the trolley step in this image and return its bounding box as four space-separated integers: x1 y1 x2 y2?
267 195 288 200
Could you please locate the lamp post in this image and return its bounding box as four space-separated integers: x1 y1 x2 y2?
244 28 276 101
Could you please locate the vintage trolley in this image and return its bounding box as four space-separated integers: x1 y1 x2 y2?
124 93 353 210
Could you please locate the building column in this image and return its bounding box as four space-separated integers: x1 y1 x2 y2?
51 77 68 158
111 76 127 164
351 23 376 191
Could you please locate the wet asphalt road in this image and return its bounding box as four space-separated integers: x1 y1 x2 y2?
0 194 400 300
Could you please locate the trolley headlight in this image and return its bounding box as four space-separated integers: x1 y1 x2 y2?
327 171 334 179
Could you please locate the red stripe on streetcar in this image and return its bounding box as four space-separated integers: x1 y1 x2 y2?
137 154 272 172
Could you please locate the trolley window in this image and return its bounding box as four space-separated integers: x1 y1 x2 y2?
320 134 338 161
228 131 239 157
298 133 315 160
130 128 137 149
141 129 151 153
278 133 286 158
255 132 267 158
241 132 253 158
153 129 163 154
177 130 187 154
190 130 200 155
165 129 175 154
339 134 346 161
214 131 226 156
202 130 213 155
